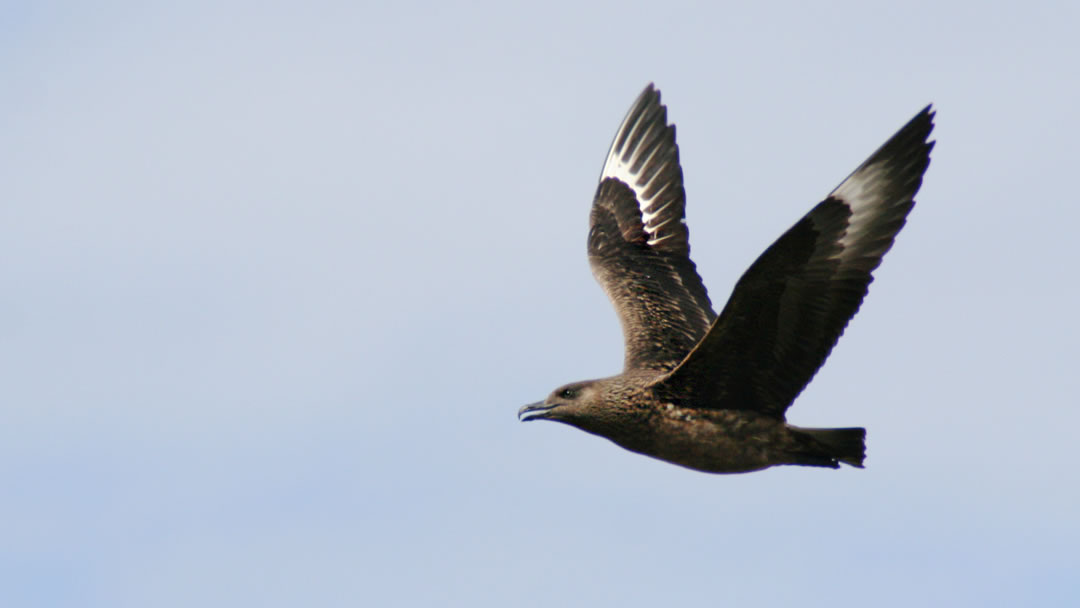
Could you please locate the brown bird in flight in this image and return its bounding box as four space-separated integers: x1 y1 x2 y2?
519 84 934 473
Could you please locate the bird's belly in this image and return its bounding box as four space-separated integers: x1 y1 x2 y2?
620 408 785 474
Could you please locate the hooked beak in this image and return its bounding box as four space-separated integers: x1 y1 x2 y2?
518 400 557 422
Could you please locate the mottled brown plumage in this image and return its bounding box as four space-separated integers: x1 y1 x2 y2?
519 84 934 473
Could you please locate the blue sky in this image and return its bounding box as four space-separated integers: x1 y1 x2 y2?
2 1 1078 606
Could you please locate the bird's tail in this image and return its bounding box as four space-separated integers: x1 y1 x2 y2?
789 426 866 468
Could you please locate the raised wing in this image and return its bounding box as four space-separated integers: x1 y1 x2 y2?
588 84 715 371
652 106 935 417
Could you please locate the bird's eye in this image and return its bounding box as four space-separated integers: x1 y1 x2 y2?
558 388 578 399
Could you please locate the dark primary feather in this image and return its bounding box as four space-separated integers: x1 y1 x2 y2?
588 84 715 371
652 107 935 417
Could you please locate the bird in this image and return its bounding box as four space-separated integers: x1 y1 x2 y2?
518 84 934 474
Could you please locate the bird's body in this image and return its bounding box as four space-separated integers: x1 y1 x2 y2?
526 372 863 473
520 85 934 474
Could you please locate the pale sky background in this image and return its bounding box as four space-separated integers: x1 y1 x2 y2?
3 1 1078 606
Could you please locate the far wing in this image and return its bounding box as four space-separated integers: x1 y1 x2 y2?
588 84 715 371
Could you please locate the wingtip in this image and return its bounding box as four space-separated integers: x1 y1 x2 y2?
914 104 937 139
917 105 937 155
865 104 938 168
924 105 937 148
910 103 936 130
600 83 673 182
634 82 661 110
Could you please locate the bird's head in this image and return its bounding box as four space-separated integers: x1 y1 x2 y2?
518 380 601 425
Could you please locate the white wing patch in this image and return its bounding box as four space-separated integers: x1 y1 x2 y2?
599 98 685 247
600 106 648 189
830 161 894 261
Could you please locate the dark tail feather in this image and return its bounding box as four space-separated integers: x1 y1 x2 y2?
790 426 867 468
